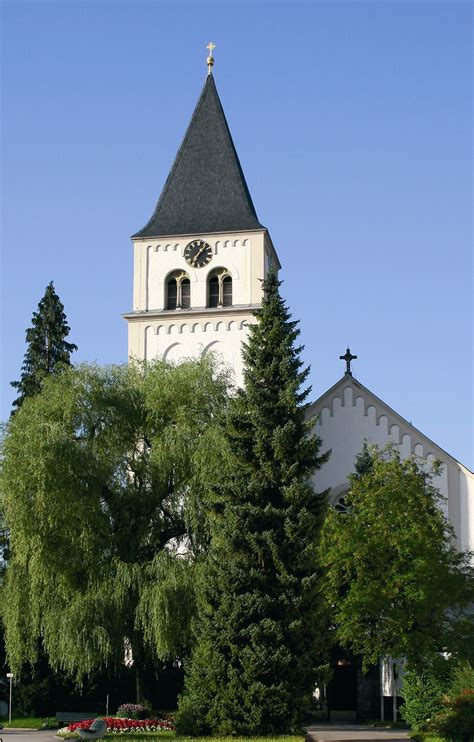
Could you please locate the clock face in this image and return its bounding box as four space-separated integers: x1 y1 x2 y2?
184 239 212 268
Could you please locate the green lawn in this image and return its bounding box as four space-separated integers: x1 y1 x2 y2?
409 735 444 742
2 718 57 730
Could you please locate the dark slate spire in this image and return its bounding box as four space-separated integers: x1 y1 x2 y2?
132 75 264 238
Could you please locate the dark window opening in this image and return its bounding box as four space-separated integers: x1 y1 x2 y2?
181 278 190 309
222 276 232 307
208 276 219 308
167 279 177 310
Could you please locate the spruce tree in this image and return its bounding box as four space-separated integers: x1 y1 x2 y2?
11 281 77 411
2 281 77 699
4 281 76 566
176 270 330 736
353 440 374 479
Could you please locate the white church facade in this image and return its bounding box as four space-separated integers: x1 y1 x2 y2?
308 363 473 719
124 49 473 719
309 367 474 557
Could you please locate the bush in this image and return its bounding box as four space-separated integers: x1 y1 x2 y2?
449 662 474 697
115 703 151 720
400 658 452 731
432 689 474 742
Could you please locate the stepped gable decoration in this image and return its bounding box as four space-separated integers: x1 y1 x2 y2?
133 45 264 239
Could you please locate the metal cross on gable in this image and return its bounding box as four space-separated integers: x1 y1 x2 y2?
340 347 358 376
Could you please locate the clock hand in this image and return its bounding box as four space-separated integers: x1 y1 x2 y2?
192 245 207 265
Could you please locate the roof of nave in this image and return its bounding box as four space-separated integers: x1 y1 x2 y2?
307 373 473 475
132 74 265 239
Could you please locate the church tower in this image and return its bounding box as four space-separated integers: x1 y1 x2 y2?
124 49 280 385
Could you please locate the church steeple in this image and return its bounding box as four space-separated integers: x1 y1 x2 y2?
133 74 264 238
126 57 280 388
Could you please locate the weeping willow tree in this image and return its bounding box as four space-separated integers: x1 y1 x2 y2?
0 359 229 702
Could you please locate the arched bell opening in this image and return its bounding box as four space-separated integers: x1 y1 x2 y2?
207 268 232 308
166 271 191 310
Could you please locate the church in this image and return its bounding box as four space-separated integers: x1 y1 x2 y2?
123 46 474 720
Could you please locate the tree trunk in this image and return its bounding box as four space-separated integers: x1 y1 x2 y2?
131 633 156 706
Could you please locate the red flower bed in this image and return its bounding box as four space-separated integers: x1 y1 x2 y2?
68 717 175 733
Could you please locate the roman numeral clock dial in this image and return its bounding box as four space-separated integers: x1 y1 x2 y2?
184 239 213 268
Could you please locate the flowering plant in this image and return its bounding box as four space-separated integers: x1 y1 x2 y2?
432 689 474 742
67 716 175 734
116 703 150 720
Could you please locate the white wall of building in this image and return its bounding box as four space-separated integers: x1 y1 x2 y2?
139 316 252 386
131 230 274 312
125 229 277 387
459 465 474 555
308 377 474 555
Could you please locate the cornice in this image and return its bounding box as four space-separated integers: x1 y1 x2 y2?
122 304 261 322
131 228 267 243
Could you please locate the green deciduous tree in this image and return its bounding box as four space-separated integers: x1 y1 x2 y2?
319 445 474 670
1 359 229 702
11 281 77 412
176 271 330 736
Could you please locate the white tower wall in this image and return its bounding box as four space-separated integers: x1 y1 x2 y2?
125 230 277 386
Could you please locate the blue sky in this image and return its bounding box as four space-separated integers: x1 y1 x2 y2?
1 1 472 467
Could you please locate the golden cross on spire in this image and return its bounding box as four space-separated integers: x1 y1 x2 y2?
206 42 216 75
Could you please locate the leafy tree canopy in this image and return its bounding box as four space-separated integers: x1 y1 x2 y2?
1 359 229 684
11 281 77 411
0 507 9 580
177 271 330 736
319 445 474 670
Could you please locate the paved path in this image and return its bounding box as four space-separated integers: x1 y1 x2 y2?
0 730 58 742
0 724 411 742
306 724 411 742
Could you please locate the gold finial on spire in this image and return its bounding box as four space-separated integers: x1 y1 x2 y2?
206 42 216 75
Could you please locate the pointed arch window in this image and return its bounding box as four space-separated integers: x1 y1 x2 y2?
166 271 191 310
334 496 349 513
331 487 351 513
207 269 232 308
